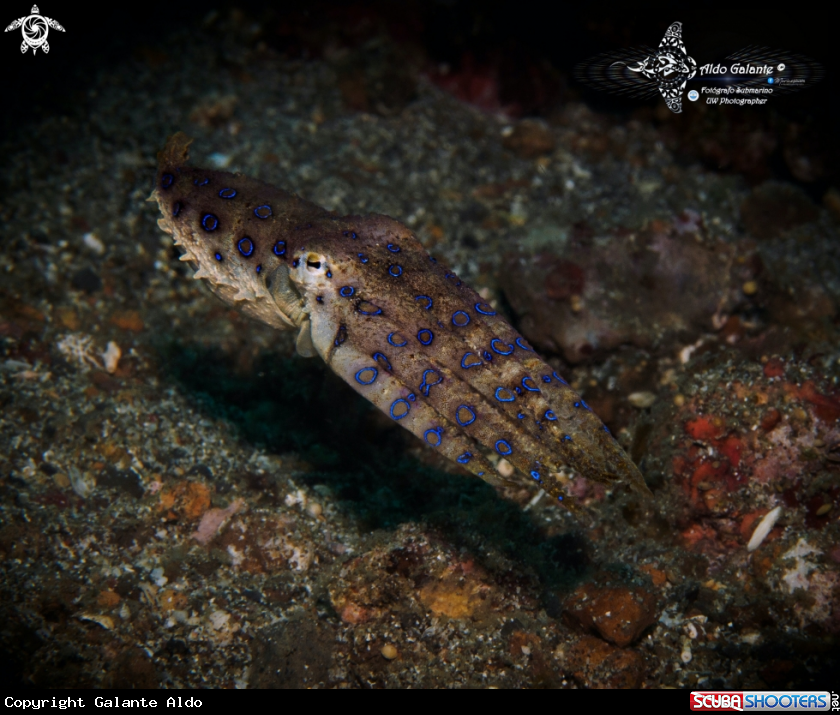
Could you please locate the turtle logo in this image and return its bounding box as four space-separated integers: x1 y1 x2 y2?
5 5 64 55
627 22 696 113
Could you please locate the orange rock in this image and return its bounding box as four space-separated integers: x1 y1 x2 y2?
110 310 144 332
564 635 646 688
159 589 188 612
639 565 667 588
97 590 121 608
565 582 657 647
417 568 490 619
158 481 211 521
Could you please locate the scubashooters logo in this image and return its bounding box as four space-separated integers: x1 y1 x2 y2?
575 21 822 113
4 4 64 55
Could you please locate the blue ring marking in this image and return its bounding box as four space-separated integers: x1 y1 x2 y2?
515 387 522 394
455 405 476 427
475 302 496 315
358 301 382 316
214 252 223 262
419 369 442 397
517 413 525 419
388 265 403 277
424 427 443 447
201 213 219 231
495 387 515 402
580 399 592 411
521 376 540 392
387 332 407 347
544 410 557 421
273 240 286 256
604 425 610 433
552 371 569 385
390 398 410 420
339 286 355 297
351 232 357 239
558 495 564 502
407 393 416 402
355 367 378 385
172 201 181 216
316 296 323 303
256 264 262 274
461 352 482 369
452 311 470 327
417 329 434 345
530 470 541 481
515 337 532 351
254 205 272 219
495 439 512 456
292 259 300 268
415 295 433 310
478 471 484 476
237 237 255 257
161 173 174 189
574 402 580 408
194 177 210 186
387 243 400 253
457 452 472 464
219 188 237 199
483 351 493 362
334 325 347 347
564 435 572 441
372 352 392 372
358 253 368 264
491 339 514 355
542 375 552 383
326 270 332 278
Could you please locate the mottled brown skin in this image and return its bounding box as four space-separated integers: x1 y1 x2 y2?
153 132 650 509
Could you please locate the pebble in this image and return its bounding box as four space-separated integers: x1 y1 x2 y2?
381 644 398 660
742 281 758 296
628 391 657 409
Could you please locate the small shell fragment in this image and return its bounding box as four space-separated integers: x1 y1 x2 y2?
628 391 656 409
78 613 115 630
747 506 782 552
101 341 122 374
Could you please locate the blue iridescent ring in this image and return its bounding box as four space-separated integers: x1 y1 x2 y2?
389 265 403 277
515 338 532 351
542 375 552 383
214 253 223 261
452 311 470 327
339 286 355 297
355 367 378 385
544 410 557 421
273 240 286 256
457 452 472 464
390 399 410 420
387 243 400 253
172 201 181 216
201 213 219 231
495 387 515 402
415 295 433 310
483 351 493 362
160 173 174 189
194 177 209 186
490 339 514 355
417 329 434 345
455 405 476 427
419 369 442 397
219 188 237 199
372 352 392 372
475 303 496 315
530 471 541 481
387 332 407 347
552 371 569 385
521 376 540 392
424 427 443 447
495 440 512 456
461 352 482 369
357 301 382 316
237 237 254 257
254 205 272 219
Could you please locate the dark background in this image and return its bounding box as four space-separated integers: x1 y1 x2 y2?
3 1 838 196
